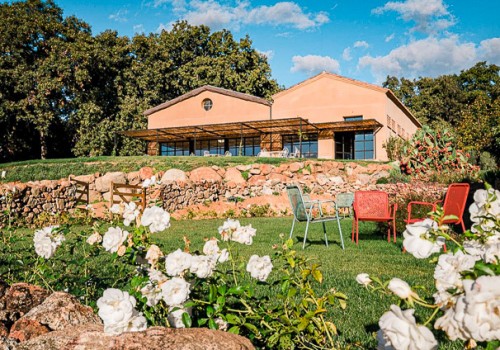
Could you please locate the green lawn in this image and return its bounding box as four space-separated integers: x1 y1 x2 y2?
0 216 465 349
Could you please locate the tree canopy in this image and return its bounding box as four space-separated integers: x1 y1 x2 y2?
0 0 279 161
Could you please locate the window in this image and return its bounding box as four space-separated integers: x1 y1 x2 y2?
283 133 318 158
160 141 190 156
335 131 374 160
202 98 213 111
344 115 363 121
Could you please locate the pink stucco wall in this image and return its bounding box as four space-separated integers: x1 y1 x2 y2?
148 90 270 129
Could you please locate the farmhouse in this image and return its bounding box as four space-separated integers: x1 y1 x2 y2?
121 72 420 161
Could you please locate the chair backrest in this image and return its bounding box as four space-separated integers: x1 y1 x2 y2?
286 185 308 222
336 192 354 208
110 182 146 210
282 147 289 158
442 183 470 219
354 191 389 218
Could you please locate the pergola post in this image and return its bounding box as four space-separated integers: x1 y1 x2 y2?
299 118 303 158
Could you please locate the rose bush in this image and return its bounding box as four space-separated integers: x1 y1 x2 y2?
358 184 500 349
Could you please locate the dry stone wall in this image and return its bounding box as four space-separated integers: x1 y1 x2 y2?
0 161 448 225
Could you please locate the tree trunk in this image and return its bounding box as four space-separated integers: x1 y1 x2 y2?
40 129 48 159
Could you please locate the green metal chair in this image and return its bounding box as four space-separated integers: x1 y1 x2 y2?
286 185 344 250
336 192 354 218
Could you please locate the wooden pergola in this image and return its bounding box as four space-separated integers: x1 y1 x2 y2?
118 117 382 154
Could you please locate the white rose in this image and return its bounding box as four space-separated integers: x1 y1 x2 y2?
189 255 215 278
86 232 102 245
388 278 417 300
34 235 56 259
110 203 122 214
167 306 192 328
434 295 470 341
148 268 168 284
433 251 478 305
103 311 147 335
203 239 220 255
217 248 229 263
33 226 59 242
378 305 437 350
123 202 140 226
218 218 241 241
246 255 273 282
164 249 192 276
145 244 164 266
473 189 489 208
463 240 486 258
483 242 500 264
462 276 500 341
102 227 129 253
140 282 162 307
97 288 136 328
403 219 443 259
215 317 228 331
141 206 171 233
232 224 256 245
160 277 191 306
356 273 372 286
142 175 157 188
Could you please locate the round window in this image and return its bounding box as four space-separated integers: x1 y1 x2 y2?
202 98 213 111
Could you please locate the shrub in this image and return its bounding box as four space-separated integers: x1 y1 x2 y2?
399 125 479 181
479 151 498 172
383 136 408 161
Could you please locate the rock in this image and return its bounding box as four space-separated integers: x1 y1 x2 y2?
316 173 329 186
355 173 372 185
224 168 246 185
8 319 50 342
127 171 141 185
247 176 266 186
160 169 187 184
95 172 126 193
288 162 303 173
371 170 390 181
249 168 261 175
16 325 255 350
139 167 154 181
329 176 344 185
15 292 101 332
72 175 95 184
259 164 273 176
2 284 50 316
189 167 222 183
235 165 251 172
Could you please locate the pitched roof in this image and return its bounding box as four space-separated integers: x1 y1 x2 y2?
272 71 421 127
143 85 272 116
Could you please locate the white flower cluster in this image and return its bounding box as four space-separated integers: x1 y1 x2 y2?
469 188 500 237
141 206 170 233
218 219 256 245
123 202 141 226
97 288 147 335
102 227 129 255
402 219 445 259
246 255 273 282
33 226 65 259
142 175 158 188
377 305 438 350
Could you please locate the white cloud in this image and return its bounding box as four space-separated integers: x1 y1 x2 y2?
385 33 395 42
358 35 478 81
133 24 145 34
479 38 500 65
291 55 340 75
372 0 455 34
109 9 129 22
258 50 275 60
164 0 329 31
153 0 186 11
353 40 369 49
342 47 352 61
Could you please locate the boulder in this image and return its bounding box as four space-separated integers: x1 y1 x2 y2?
288 162 303 173
127 171 141 185
95 172 126 193
1 283 50 316
139 167 154 181
329 176 344 185
224 168 246 185
160 169 187 184
259 164 273 176
14 292 101 332
16 325 255 350
189 167 222 183
8 319 50 342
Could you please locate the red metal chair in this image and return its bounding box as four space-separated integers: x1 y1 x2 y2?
405 183 470 232
352 191 398 245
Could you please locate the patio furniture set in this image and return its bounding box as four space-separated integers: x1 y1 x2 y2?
286 183 470 249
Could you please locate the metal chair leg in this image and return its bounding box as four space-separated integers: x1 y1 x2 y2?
302 220 310 249
289 219 296 239
336 215 344 250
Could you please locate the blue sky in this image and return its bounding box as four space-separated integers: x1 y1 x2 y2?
56 0 500 87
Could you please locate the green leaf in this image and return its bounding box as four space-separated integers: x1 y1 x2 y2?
217 284 227 295
311 269 323 283
244 323 259 335
228 326 240 335
287 256 296 268
206 305 215 317
228 286 244 295
182 312 192 328
208 318 217 329
225 314 241 325
281 279 290 293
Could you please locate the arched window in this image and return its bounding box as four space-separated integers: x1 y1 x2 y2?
202 98 213 111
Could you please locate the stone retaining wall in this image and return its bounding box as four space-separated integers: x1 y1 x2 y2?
0 161 448 225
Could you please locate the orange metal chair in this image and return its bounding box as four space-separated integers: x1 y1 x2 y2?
352 191 398 245
405 183 470 232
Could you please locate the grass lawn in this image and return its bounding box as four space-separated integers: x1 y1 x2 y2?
0 216 465 349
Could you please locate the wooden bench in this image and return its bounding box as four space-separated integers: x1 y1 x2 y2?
110 182 146 210
69 176 89 208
